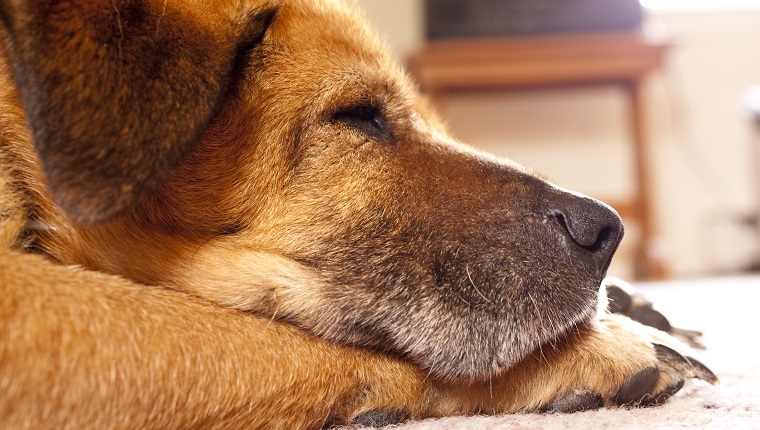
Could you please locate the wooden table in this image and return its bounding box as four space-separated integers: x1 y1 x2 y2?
408 30 670 279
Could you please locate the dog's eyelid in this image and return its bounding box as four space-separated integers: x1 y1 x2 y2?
331 104 381 121
330 104 393 142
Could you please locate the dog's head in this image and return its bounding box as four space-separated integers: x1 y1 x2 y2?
1 0 622 379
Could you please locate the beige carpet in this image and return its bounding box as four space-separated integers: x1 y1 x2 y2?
354 276 760 429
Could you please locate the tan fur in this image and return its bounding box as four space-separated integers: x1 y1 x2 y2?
0 156 23 247
1 0 703 428
0 60 26 246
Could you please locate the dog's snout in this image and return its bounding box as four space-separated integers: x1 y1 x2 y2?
551 194 624 270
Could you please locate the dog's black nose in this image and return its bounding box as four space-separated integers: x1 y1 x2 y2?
551 193 624 272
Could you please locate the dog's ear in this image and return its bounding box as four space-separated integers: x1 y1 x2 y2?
0 0 277 223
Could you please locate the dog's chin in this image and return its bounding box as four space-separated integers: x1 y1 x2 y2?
401 295 602 381
419 272 610 380
305 278 606 382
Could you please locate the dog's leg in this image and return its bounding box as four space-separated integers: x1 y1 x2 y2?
0 249 438 429
0 251 719 427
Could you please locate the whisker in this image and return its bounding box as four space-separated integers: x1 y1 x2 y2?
466 264 492 304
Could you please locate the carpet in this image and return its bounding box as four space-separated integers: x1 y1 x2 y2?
351 276 760 429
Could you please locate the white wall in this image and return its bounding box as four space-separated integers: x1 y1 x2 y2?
357 0 760 279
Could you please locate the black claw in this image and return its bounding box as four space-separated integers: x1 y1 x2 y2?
628 308 672 332
612 366 659 406
685 355 720 385
544 391 604 413
654 344 692 371
605 284 632 314
351 409 407 428
654 344 720 385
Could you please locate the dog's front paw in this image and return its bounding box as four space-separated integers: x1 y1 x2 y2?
538 314 718 413
424 314 718 418
545 343 716 413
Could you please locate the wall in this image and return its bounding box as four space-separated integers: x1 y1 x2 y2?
357 0 760 279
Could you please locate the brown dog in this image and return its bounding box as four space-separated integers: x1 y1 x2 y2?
0 0 716 428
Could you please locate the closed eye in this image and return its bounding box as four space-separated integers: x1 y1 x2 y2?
331 105 393 142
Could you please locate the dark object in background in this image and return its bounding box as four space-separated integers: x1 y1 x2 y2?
743 86 760 271
426 0 643 40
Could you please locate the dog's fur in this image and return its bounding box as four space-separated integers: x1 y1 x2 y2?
0 0 704 428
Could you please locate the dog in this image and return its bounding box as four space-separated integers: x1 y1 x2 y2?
0 0 717 428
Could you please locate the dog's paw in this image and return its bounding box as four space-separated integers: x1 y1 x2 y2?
539 314 718 412
603 277 706 349
544 343 715 413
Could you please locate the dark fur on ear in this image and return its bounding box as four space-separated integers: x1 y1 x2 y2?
0 0 277 223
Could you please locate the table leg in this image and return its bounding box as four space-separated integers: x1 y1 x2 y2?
626 80 668 279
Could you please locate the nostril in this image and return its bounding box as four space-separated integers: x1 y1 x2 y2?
553 211 617 251
551 199 623 255
588 227 614 253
